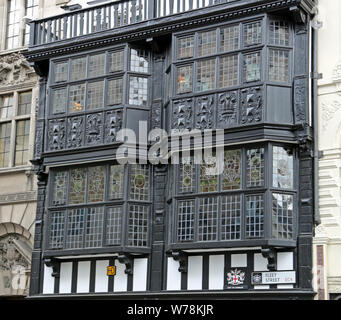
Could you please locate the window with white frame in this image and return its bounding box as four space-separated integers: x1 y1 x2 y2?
0 90 33 168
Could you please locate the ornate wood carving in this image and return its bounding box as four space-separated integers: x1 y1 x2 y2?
105 109 123 143
172 99 193 131
44 258 60 278
151 102 162 129
86 113 103 146
217 91 238 128
118 253 133 275
261 247 277 271
47 119 66 151
34 121 44 159
171 250 187 273
240 87 262 124
294 77 307 123
195 95 214 130
67 116 84 148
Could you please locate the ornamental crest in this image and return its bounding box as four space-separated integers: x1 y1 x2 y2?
227 269 245 286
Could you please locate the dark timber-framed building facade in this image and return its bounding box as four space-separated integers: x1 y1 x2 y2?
25 0 319 299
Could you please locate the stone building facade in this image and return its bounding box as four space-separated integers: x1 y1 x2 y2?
313 0 341 301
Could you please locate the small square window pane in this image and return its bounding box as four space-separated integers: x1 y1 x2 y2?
109 50 124 73
177 65 193 94
129 77 148 106
198 30 217 57
178 36 194 59
87 80 104 110
244 21 262 46
130 49 149 73
107 78 123 105
196 58 216 92
246 195 264 238
269 21 290 46
52 88 67 114
70 57 86 81
88 53 105 78
54 62 68 82
243 52 261 83
269 49 289 82
220 25 239 52
219 55 238 88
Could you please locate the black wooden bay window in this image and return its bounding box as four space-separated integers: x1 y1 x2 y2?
47 163 151 253
169 143 297 247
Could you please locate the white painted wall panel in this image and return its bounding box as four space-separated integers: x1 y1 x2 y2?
254 285 270 290
277 252 294 270
43 265 54 294
132 258 148 292
114 259 128 292
95 260 109 293
166 257 181 290
231 254 247 268
59 262 73 294
254 253 268 271
187 256 203 290
277 284 294 289
208 255 224 290
77 261 90 293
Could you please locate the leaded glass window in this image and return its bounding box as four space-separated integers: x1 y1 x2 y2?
66 208 85 249
222 150 241 190
272 194 293 239
107 78 123 105
88 53 105 78
246 195 264 238
128 205 149 247
129 77 148 106
200 157 219 193
70 57 86 81
87 81 104 110
221 195 241 240
198 197 218 241
130 164 149 201
269 49 289 82
198 30 217 57
273 146 294 189
130 49 149 73
54 62 68 83
14 119 30 166
243 52 261 82
177 200 195 242
179 157 195 193
244 21 262 46
52 88 67 114
247 148 264 187
88 166 105 203
52 171 68 205
106 206 122 245
85 207 104 248
109 50 124 73
177 65 193 94
219 55 238 88
49 211 65 249
69 168 86 204
109 165 124 199
269 21 290 46
196 59 216 92
69 83 85 113
178 36 194 59
220 25 239 52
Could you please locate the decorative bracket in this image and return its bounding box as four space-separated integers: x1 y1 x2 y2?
171 250 187 273
290 6 307 24
261 247 277 271
44 258 60 278
118 253 133 275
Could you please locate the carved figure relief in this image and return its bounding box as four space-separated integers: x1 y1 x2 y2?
217 91 238 128
105 109 123 143
294 77 307 123
67 116 84 148
34 121 44 159
48 119 66 151
172 99 193 131
195 95 214 130
86 113 103 146
240 87 262 124
152 102 162 129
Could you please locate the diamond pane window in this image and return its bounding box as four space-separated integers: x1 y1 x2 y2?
0 95 14 119
272 193 293 239
88 53 105 78
130 49 149 73
109 165 124 199
273 146 294 189
49 211 65 249
243 52 261 82
221 195 241 240
18 91 32 116
54 62 68 83
196 59 216 92
178 36 194 59
247 148 265 187
219 55 238 88
222 150 242 190
15 119 30 166
107 78 123 105
244 21 262 46
87 81 104 110
177 65 193 94
0 122 11 168
66 208 85 249
269 21 290 46
52 171 68 205
85 207 104 248
69 83 85 113
179 157 195 193
130 164 149 201
198 30 217 57
200 156 219 193
269 49 289 82
88 166 105 203
198 197 218 241
246 195 264 238
70 57 86 81
69 168 86 204
177 200 195 242
129 77 148 106
128 205 149 247
109 50 124 73
106 206 122 245
52 88 67 114
220 25 239 52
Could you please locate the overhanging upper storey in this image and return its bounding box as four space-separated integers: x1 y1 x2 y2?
25 0 316 61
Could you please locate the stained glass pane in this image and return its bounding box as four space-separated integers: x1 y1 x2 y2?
222 150 241 190
200 156 218 193
130 164 149 201
109 165 124 199
106 206 122 245
246 195 264 238
244 21 262 46
221 195 241 240
198 197 218 241
88 53 105 78
198 30 217 57
52 171 68 205
69 168 86 204
273 146 294 189
220 25 239 52
177 200 195 242
52 88 67 114
88 166 105 203
85 207 104 247
179 157 195 193
247 148 265 187
69 83 85 113
70 57 86 81
272 193 293 239
128 205 149 247
177 65 193 94
178 36 194 59
49 211 65 249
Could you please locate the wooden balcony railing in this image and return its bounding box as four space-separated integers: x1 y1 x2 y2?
29 0 241 46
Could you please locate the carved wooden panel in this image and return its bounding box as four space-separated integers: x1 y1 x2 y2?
151 101 162 129
47 119 66 151
86 113 103 146
240 87 263 124
217 91 238 129
67 116 84 148
171 98 193 130
34 121 44 159
293 77 307 123
195 95 214 130
105 109 123 143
